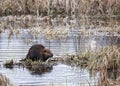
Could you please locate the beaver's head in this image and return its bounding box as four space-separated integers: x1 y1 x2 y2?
42 48 53 61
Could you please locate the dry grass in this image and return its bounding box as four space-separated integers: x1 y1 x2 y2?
0 1 119 86
66 45 120 85
88 45 120 71
0 74 12 86
86 45 120 86
16 59 53 74
0 0 119 16
0 15 119 42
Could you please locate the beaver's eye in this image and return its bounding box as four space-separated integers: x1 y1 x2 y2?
44 50 47 52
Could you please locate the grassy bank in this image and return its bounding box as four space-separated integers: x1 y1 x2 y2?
66 45 120 85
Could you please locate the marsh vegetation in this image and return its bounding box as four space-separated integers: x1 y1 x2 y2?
0 0 120 86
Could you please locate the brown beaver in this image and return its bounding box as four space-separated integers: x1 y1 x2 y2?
26 44 53 61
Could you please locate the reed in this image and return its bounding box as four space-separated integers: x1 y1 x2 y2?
0 74 12 86
0 29 2 33
66 45 120 85
87 45 120 86
0 0 119 17
88 45 120 71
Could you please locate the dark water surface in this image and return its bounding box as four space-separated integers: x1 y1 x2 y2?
0 29 119 86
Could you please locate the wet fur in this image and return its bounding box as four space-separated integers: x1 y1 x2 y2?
26 44 53 61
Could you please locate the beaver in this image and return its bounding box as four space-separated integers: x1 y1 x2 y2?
26 44 53 61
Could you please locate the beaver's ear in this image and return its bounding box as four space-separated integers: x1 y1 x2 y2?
43 48 47 52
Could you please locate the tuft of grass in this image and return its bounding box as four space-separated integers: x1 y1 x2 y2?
65 51 91 67
19 59 53 74
30 61 53 74
4 59 14 69
0 74 13 86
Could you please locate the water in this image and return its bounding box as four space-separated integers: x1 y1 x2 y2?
0 29 119 86
0 64 97 86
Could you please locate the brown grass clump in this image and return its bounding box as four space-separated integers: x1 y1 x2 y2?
66 45 120 86
19 59 53 74
4 59 14 69
65 51 91 67
88 45 120 71
30 61 53 74
87 45 120 86
0 73 12 86
4 58 53 74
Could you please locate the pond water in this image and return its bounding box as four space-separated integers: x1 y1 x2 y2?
0 29 119 86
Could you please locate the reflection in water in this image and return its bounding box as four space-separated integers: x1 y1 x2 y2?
0 29 120 85
0 64 98 86
26 62 53 75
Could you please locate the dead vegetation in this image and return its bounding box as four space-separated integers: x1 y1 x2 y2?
0 73 12 86
66 45 120 86
4 59 14 68
0 0 119 17
0 0 120 85
4 59 53 75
